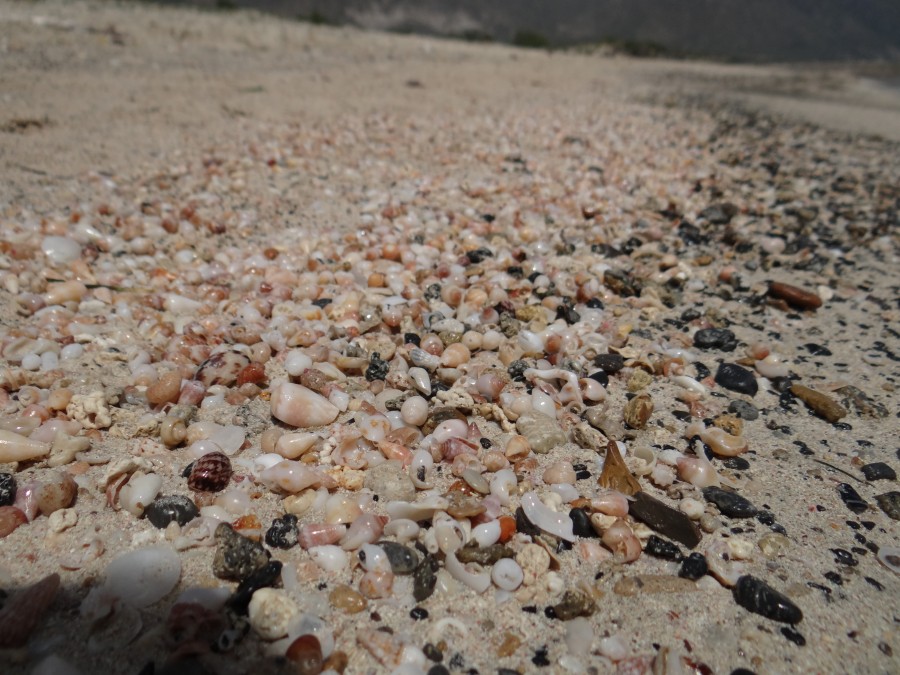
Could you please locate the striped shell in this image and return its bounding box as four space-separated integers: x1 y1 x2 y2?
188 451 232 492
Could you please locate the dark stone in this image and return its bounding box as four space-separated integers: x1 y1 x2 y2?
479 437 492 449
413 554 439 602
715 363 758 396
587 370 609 387
456 543 514 565
378 541 419 574
837 483 869 514
550 590 595 620
678 552 708 580
466 247 493 264
874 491 900 520
693 328 737 352
427 666 451 675
643 535 683 561
593 353 625 374
410 607 429 620
699 202 737 225
226 560 283 615
423 643 442 662
311 298 332 308
729 670 758 675
365 352 390 382
0 473 16 507
145 495 199 529
424 284 441 301
556 304 581 325
693 362 711 380
804 343 832 356
212 523 271 582
507 360 529 381
728 400 759 421
603 269 641 297
586 298 604 309
569 508 598 538
628 491 701 549
831 548 858 566
732 575 803 624
781 626 806 646
702 487 758 518
723 456 751 471
861 462 896 481
404 333 421 346
515 506 542 537
264 514 299 550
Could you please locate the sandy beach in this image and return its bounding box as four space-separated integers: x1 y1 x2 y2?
1 2 898 674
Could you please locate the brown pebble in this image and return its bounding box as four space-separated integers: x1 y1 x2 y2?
496 631 522 658
322 650 348 673
623 393 654 429
286 634 324 675
329 585 367 614
36 472 78 515
146 371 183 406
598 440 641 496
712 414 743 436
767 281 822 310
0 573 60 647
790 384 847 422
237 362 267 387
0 505 28 537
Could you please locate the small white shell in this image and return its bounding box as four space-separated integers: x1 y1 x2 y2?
520 491 575 542
308 545 349 572
491 558 524 591
118 473 162 517
102 545 181 608
445 551 491 593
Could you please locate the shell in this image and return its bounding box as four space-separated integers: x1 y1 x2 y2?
0 573 60 648
520 491 575 542
101 546 181 608
194 350 251 387
188 451 232 492
36 471 78 516
118 472 163 517
270 382 339 428
0 428 51 463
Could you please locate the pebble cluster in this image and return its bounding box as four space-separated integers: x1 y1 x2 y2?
0 40 898 675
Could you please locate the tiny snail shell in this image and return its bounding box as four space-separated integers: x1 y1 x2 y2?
188 452 232 492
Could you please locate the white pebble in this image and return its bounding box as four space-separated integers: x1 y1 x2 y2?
21 353 41 370
400 396 428 426
284 350 313 377
41 236 82 265
308 545 349 572
60 343 84 360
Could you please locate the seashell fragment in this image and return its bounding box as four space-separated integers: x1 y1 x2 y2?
194 350 250 387
271 382 339 428
0 572 60 648
101 546 181 608
598 441 641 496
0 428 51 463
789 384 847 423
520 491 575 542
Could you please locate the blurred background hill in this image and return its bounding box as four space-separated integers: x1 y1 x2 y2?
164 0 900 62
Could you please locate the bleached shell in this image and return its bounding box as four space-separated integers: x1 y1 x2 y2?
248 588 300 640
270 382 339 428
274 432 319 459
0 428 51 463
118 473 163 517
259 460 335 493
385 496 449 521
520 491 575 542
491 558 523 591
102 545 181 608
445 551 491 593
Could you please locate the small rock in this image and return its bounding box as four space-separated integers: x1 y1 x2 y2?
593 353 625 373
364 460 415 502
837 483 869 514
413 554 439 602
628 491 701 549
623 393 653 429
569 508 598 538
789 384 847 423
248 588 299 641
265 515 299 549
550 590 595 620
702 487 758 518
699 202 737 224
287 634 324 675
329 585 367 614
678 552 708 580
715 363 758 396
644 535 683 561
835 385 889 418
378 541 419 574
365 353 390 382
0 473 16 507
457 543 514 565
861 463 896 482
732 575 803 624
874 491 900 520
228 561 284 615
0 506 27 538
767 281 822 311
728 400 759 421
626 370 653 393
145 495 199 529
693 328 737 352
515 412 566 454
213 523 271 582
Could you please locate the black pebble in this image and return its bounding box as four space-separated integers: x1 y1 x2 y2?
0 473 15 507
575 470 591 480
378 541 419 575
427 666 451 675
466 247 493 264
723 456 751 471
644 535 683 561
311 298 332 308
365 352 390 381
588 370 609 387
864 576 885 591
531 646 550 667
410 607 429 620
728 400 759 421
693 327 737 351
479 437 492 449
729 670 758 675
874 491 900 520
823 571 844 586
861 462 896 481
423 643 443 662
693 361 711 380
837 483 869 514
264 514 299 549
515 506 542 537
804 343 832 356
593 353 625 373
556 304 581 325
703 486 758 518
586 298 604 309
678 552 708 580
568 508 598 538
413 554 439 602
732 575 803 624
781 626 806 646
404 333 421 346
145 495 200 529
715 363 759 396
831 548 858 566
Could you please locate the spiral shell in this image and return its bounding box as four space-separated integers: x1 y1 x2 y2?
188 451 232 492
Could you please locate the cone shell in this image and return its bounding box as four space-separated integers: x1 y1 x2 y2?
271 382 339 428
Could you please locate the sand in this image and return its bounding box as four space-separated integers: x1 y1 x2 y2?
1 2 898 674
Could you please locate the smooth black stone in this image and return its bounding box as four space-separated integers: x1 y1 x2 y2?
378 541 419 575
694 362 711 380
804 343 832 356
404 333 421 346
515 506 542 537
723 456 751 471
703 486 758 518
781 626 806 646
226 560 283 615
556 304 581 325
587 370 609 387
837 483 869 514
832 548 858 566
479 437 492 449
569 508 598 538
466 247 493 264
678 552 708 580
681 308 701 322
733 575 803 624
756 511 775 526
700 202 737 225
730 670 758 675
264 515 299 549
644 535 683 561
311 298 332 308
865 577 885 591
593 353 625 374
728 399 759 421
861 462 896 481
693 328 737 352
0 473 15 507
427 666 451 675
423 643 443 662
410 607 429 620
145 495 199 529
413 554 439 602
585 298 604 309
628 491 701 549
874 491 900 520
715 363 758 396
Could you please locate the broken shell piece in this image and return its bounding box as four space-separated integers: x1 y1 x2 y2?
629 446 657 476
677 440 721 488
601 519 642 562
598 441 641 496
520 491 575 542
101 545 181 608
445 551 491 593
274 432 320 459
0 429 51 463
270 382 339 428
